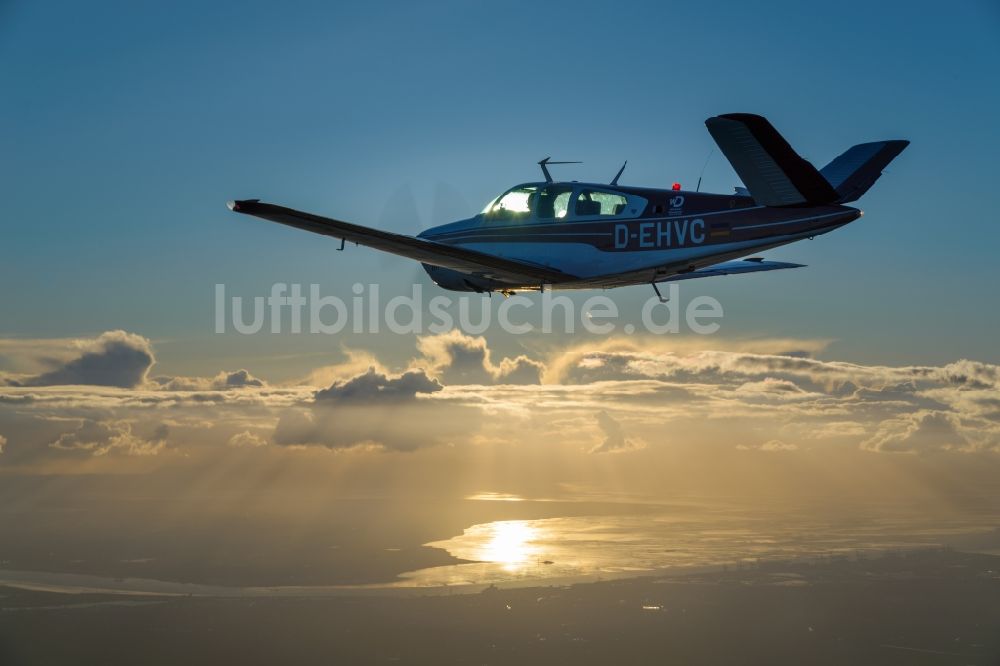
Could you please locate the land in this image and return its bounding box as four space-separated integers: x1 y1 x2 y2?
2 548 998 665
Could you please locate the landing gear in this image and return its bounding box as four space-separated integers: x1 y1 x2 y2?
651 281 669 303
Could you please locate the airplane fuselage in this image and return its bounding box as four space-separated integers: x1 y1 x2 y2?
418 182 861 292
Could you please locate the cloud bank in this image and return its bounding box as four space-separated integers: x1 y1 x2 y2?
0 330 997 475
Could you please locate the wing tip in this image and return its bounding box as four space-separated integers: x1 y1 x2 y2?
744 257 806 268
227 199 260 212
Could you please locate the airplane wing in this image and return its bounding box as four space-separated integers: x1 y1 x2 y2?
228 199 576 285
659 258 805 282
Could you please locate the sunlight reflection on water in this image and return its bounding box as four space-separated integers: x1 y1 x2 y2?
476 521 539 571
397 509 994 588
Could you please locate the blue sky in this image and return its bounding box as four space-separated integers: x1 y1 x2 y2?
2 0 998 375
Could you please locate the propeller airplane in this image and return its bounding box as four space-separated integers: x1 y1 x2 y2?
229 113 907 302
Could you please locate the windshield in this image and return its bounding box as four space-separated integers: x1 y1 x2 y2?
483 184 646 221
483 184 574 221
483 186 537 220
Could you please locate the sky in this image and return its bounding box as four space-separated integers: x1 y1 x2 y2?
2 0 998 368
1 0 1000 590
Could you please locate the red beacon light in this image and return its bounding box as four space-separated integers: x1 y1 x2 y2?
671 182 681 191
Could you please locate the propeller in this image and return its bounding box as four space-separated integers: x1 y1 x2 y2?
376 184 423 271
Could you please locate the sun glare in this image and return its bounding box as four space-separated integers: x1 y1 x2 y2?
479 521 538 571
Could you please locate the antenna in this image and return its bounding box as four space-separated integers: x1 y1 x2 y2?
610 160 627 186
538 157 582 183
695 149 714 193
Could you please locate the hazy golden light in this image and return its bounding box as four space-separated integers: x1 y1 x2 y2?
479 520 538 571
465 492 525 502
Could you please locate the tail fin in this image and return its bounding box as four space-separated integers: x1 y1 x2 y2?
819 140 909 203
705 113 909 207
705 113 839 207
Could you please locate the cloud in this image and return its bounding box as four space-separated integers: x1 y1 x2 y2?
274 367 470 451
555 348 982 395
298 348 388 388
416 331 543 385
937 359 1000 390
861 411 973 453
734 377 814 400
152 369 266 391
213 369 265 389
590 411 645 454
50 419 168 457
228 431 268 448
801 421 868 440
315 367 441 403
548 346 1000 456
542 336 833 384
0 331 272 393
5 331 155 389
738 439 799 452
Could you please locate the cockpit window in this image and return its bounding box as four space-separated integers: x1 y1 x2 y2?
484 186 537 220
575 189 629 217
536 185 573 219
482 184 645 221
